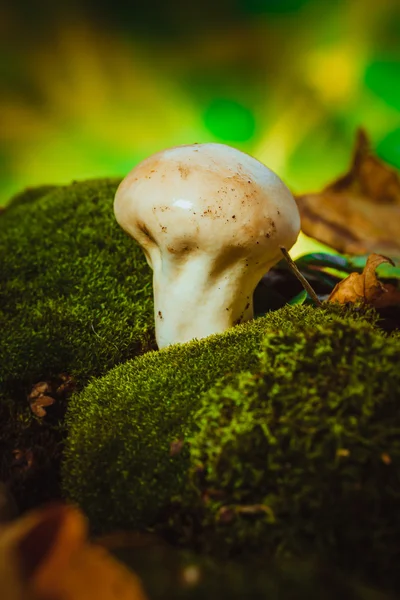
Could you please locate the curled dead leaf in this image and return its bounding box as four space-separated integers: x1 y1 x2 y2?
28 380 55 417
327 253 400 308
29 395 55 418
296 129 400 257
27 374 75 418
27 381 51 400
56 373 75 396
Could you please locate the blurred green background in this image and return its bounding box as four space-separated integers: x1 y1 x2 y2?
0 0 399 207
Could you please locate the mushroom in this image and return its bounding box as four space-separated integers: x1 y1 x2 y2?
114 143 300 348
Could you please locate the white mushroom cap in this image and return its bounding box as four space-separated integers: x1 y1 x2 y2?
114 143 300 348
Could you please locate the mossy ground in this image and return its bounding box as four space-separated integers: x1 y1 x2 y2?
2 179 400 596
0 179 155 508
62 306 273 530
0 176 319 512
185 314 400 590
62 305 400 593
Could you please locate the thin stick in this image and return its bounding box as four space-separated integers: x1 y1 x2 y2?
279 246 323 307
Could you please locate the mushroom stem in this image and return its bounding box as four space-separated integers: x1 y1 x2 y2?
153 262 261 348
114 143 301 348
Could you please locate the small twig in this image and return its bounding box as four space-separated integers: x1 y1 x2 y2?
280 246 323 307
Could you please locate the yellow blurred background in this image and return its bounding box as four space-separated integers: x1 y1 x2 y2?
0 0 399 211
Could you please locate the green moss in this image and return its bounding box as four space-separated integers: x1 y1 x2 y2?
186 316 400 590
62 308 269 532
62 304 376 534
0 178 154 405
5 184 60 210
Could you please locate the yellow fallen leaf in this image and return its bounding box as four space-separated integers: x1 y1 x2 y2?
296 129 400 257
327 253 400 308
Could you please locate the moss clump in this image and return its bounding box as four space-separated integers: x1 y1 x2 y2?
0 178 154 403
0 178 155 508
62 308 269 532
4 184 59 210
62 305 377 536
187 316 400 590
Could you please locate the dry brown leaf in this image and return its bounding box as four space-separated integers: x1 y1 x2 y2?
55 373 75 396
29 395 55 418
327 253 400 307
27 381 51 400
27 380 56 417
296 129 400 256
0 504 149 600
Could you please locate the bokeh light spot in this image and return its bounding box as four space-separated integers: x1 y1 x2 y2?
306 46 359 105
364 59 400 110
203 98 256 143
